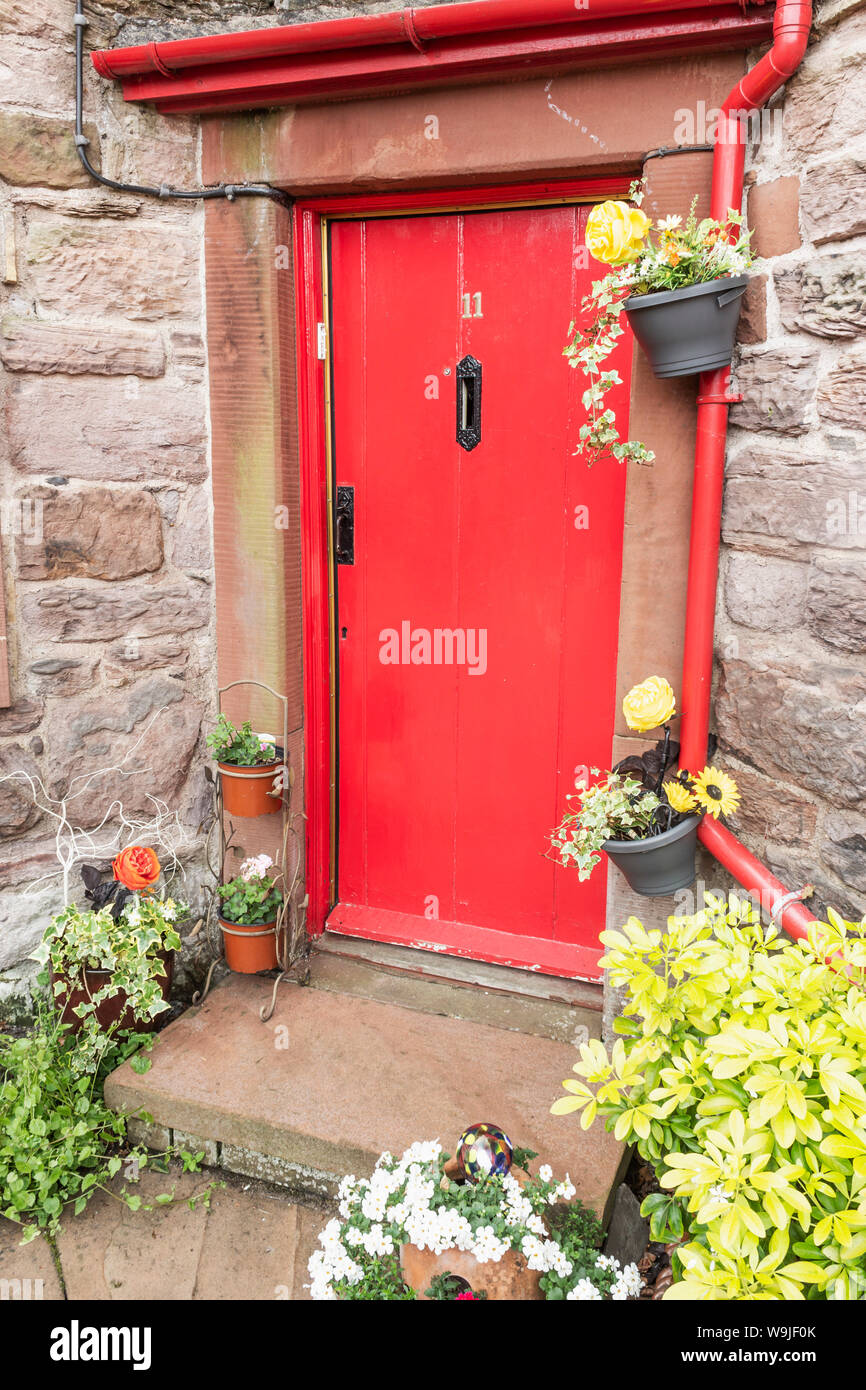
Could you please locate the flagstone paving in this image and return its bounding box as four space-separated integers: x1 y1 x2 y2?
0 1167 328 1301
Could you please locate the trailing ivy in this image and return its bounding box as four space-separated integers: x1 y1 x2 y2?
0 1002 214 1245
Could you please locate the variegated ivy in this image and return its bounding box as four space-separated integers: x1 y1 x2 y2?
552 895 866 1301
34 897 184 1073
564 291 655 470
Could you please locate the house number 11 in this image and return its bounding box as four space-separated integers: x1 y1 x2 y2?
461 291 483 318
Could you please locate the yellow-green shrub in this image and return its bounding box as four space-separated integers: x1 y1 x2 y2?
552 896 866 1300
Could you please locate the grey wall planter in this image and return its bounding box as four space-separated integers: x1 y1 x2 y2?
624 275 748 378
603 814 700 897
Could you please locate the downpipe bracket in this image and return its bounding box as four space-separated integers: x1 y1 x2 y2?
696 390 743 405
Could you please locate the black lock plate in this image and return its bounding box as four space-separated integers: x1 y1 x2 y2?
456 355 482 452
335 485 355 565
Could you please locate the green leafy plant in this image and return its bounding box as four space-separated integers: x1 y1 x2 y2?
207 715 277 767
552 895 866 1301
218 856 283 925
0 1001 213 1244
550 771 666 881
33 897 184 1074
565 183 752 467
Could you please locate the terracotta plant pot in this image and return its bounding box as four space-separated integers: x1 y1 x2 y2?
624 274 748 378
603 814 700 897
219 916 280 973
53 950 173 1034
400 1243 543 1301
218 759 282 818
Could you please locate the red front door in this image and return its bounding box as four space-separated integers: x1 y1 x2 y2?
326 204 630 980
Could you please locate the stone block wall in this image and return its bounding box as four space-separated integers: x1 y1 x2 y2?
0 0 216 1016
719 0 866 922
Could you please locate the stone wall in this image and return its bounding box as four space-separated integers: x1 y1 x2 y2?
720 0 866 922
0 0 217 1015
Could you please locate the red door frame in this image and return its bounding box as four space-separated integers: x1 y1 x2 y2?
293 174 632 974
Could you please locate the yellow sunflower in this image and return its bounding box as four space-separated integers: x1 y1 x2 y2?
664 778 697 815
693 766 740 820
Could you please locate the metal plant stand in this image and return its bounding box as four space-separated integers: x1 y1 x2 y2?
193 679 308 1021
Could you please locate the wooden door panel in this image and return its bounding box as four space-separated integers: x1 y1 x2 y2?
329 204 631 979
333 216 460 922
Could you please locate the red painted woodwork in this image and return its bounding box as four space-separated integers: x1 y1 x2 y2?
294 179 631 951
92 2 773 115
326 203 630 980
92 0 763 76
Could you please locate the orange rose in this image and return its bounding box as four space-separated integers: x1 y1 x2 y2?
112 845 161 893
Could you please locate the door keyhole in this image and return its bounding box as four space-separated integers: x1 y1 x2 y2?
460 376 475 433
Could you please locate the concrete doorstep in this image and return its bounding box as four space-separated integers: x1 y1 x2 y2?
105 974 626 1221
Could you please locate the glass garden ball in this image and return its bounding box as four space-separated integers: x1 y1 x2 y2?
457 1123 514 1181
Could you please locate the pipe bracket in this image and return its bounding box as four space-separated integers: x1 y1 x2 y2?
696 391 743 405
402 9 427 53
147 42 176 78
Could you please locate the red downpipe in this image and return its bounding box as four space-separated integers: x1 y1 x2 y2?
679 0 815 937
92 0 747 80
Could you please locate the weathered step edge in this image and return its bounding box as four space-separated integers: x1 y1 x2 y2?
123 1116 344 1202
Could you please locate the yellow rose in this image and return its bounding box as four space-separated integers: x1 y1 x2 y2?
622 676 677 732
585 200 651 267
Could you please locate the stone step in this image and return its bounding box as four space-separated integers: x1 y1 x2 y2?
106 975 626 1222
309 932 603 1045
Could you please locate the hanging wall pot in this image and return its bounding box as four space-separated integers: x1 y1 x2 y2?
624 275 748 378
53 951 174 1034
218 917 280 973
218 753 283 818
602 814 700 897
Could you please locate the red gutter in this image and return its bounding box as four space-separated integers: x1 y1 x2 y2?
679 0 816 938
92 2 774 115
93 0 762 78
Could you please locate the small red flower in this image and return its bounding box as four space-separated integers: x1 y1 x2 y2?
112 845 161 893
456 1291 478 1300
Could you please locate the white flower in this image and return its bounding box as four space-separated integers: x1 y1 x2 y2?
361 1188 388 1222
361 1223 394 1258
471 1225 510 1264
708 1182 732 1206
620 1263 644 1297
656 214 683 231
567 1278 603 1301
240 852 274 882
538 1164 553 1183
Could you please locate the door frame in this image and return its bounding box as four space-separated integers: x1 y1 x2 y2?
293 174 632 966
